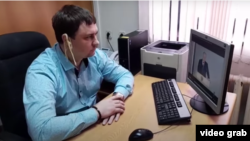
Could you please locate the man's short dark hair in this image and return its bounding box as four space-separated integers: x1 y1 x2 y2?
52 5 96 44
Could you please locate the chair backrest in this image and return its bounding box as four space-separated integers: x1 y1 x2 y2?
0 31 50 139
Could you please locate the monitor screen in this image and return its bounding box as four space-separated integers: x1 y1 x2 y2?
186 29 234 114
190 34 225 105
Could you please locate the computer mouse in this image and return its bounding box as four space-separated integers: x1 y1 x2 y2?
129 128 154 141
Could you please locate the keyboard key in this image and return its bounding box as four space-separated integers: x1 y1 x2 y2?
174 94 179 101
170 98 174 101
168 115 176 119
169 81 174 87
171 87 176 93
176 101 182 107
172 104 176 108
164 104 169 109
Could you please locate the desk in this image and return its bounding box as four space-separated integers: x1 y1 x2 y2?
70 74 236 141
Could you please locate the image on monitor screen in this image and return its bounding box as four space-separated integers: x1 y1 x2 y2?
192 43 225 105
186 29 234 115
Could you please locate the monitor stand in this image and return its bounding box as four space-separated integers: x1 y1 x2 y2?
190 95 229 115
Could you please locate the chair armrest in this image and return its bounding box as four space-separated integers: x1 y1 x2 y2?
0 131 31 141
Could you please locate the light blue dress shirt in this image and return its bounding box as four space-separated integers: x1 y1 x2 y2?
23 43 134 141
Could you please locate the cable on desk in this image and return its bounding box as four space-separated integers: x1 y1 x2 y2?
182 94 204 114
182 94 204 103
153 122 179 135
182 94 202 115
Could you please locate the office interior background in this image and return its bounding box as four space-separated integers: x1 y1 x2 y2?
0 0 250 127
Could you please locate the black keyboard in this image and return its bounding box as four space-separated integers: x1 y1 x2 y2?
152 79 191 124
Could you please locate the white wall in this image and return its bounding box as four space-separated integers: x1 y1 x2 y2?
138 1 149 31
93 1 139 51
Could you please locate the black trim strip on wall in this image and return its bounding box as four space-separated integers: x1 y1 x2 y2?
177 0 181 41
231 18 236 44
241 18 248 55
169 0 172 41
197 17 199 30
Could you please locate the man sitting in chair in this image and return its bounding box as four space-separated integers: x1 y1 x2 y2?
23 5 134 141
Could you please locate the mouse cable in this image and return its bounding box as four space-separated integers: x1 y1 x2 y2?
153 124 175 134
153 94 204 135
182 94 229 111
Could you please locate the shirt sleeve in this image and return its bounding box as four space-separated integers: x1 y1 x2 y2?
23 63 98 141
97 49 134 99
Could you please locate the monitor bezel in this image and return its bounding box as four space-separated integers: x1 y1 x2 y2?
186 29 234 114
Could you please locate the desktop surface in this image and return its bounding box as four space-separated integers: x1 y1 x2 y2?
69 74 236 141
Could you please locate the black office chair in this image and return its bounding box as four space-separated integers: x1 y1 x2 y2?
0 31 50 141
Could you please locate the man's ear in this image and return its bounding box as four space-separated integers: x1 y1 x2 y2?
62 34 68 43
62 33 73 43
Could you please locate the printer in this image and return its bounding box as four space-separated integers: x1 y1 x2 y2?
140 40 189 82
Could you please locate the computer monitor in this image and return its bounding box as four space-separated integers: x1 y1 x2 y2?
186 29 234 115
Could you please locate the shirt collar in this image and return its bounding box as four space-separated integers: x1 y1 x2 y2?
54 43 75 71
54 43 89 71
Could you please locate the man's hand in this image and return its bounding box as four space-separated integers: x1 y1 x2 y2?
95 95 125 119
102 94 124 125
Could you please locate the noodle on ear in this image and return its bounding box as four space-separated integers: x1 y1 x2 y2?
63 34 77 66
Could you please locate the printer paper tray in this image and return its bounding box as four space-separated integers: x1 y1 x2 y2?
143 63 176 80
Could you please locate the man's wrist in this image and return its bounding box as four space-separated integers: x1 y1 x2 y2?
113 92 124 100
92 106 102 121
